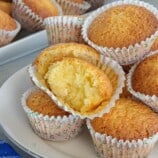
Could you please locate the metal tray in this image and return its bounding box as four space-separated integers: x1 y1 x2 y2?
0 30 48 66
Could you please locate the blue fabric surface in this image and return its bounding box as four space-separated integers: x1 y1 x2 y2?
0 141 21 157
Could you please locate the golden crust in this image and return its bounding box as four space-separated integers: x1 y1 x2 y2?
0 9 16 30
45 57 113 114
23 0 60 18
34 42 100 79
151 37 158 51
27 89 69 117
0 1 12 15
132 54 158 96
88 5 158 48
91 98 158 140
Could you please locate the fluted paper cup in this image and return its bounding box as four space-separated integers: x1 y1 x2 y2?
21 86 84 141
87 119 158 158
56 0 90 15
12 0 62 32
28 56 125 119
0 20 21 46
127 51 158 113
44 16 85 45
82 0 158 65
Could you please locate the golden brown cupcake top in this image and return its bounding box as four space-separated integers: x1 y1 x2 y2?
132 53 158 96
0 1 12 15
27 89 69 117
23 0 60 18
0 9 16 30
45 57 113 114
88 5 158 48
34 43 100 79
91 98 158 140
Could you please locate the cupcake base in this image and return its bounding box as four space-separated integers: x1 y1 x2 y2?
87 120 158 158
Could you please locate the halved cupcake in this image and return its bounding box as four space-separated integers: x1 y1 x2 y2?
28 43 125 119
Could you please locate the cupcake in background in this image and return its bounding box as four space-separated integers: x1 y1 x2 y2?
82 0 158 65
12 0 62 32
55 0 90 15
0 9 21 46
86 0 104 11
21 86 84 141
87 98 158 158
127 51 158 113
44 16 85 45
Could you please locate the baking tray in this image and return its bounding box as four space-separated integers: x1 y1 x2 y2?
0 30 48 66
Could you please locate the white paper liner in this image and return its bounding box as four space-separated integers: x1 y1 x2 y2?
28 56 125 119
82 0 158 65
21 86 84 141
12 0 63 32
87 119 158 158
0 20 21 46
56 0 90 15
127 50 158 113
44 16 85 45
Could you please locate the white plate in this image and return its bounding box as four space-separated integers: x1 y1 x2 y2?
0 66 158 158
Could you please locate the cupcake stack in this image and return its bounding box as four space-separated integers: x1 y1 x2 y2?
18 0 158 158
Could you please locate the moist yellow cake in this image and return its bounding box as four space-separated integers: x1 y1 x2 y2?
132 53 158 96
27 88 69 117
0 9 16 30
45 57 113 114
34 43 100 79
91 98 158 140
88 5 158 48
23 0 60 18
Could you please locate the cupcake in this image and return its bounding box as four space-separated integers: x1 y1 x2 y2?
127 51 158 113
82 0 158 65
86 0 104 11
44 16 85 45
87 98 158 158
12 0 62 32
0 9 21 46
55 0 90 15
29 43 125 119
22 86 84 141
